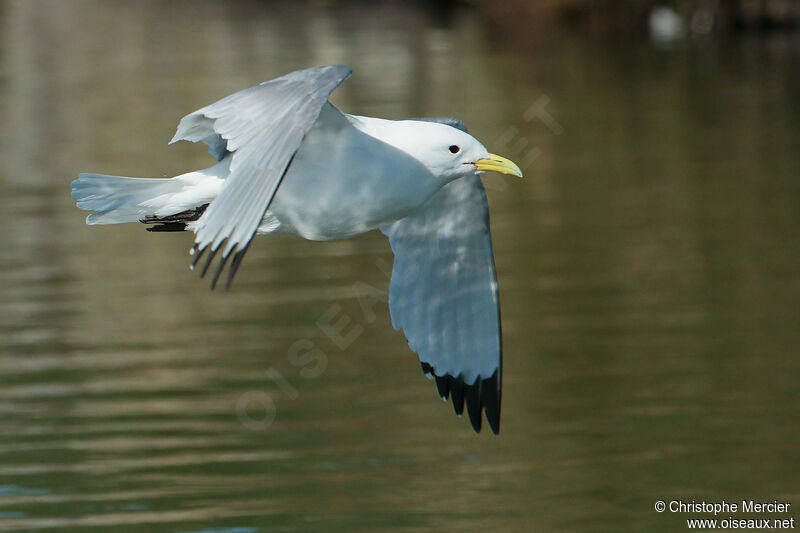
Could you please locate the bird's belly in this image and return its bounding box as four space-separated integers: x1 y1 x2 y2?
268 175 412 240
264 108 440 241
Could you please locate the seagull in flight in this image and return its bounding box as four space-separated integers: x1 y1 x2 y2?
71 66 522 434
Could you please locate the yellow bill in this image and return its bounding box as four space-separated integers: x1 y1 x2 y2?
474 153 523 178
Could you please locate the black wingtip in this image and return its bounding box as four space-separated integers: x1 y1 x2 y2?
464 379 482 433
421 364 501 435
435 375 450 400
200 245 219 278
225 240 251 291
449 376 465 417
192 238 254 291
191 244 207 270
209 250 231 291
481 370 501 435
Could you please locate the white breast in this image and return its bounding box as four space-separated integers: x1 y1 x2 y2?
266 104 441 241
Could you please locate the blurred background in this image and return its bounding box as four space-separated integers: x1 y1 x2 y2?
0 0 799 531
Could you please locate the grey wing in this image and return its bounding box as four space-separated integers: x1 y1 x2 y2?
407 116 469 133
381 174 502 434
170 65 352 289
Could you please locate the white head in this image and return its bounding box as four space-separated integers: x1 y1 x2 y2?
357 118 523 184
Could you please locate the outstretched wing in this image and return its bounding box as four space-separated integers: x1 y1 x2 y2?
381 173 502 434
170 65 352 289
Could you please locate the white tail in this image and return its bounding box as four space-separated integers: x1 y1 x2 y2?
71 174 184 225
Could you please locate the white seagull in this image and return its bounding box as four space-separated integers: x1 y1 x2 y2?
71 66 522 434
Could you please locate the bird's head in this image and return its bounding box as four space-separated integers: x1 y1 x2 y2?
380 120 524 184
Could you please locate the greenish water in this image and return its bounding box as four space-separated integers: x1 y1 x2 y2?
1 1 799 531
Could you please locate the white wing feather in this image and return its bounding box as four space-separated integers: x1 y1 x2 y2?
170 65 352 288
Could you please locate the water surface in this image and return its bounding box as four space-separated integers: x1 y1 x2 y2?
1 1 799 531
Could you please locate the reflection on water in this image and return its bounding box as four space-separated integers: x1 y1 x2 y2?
1 1 799 531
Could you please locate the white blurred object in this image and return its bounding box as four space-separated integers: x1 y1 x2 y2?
649 5 688 45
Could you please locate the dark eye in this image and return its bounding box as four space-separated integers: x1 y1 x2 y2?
449 145 460 154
